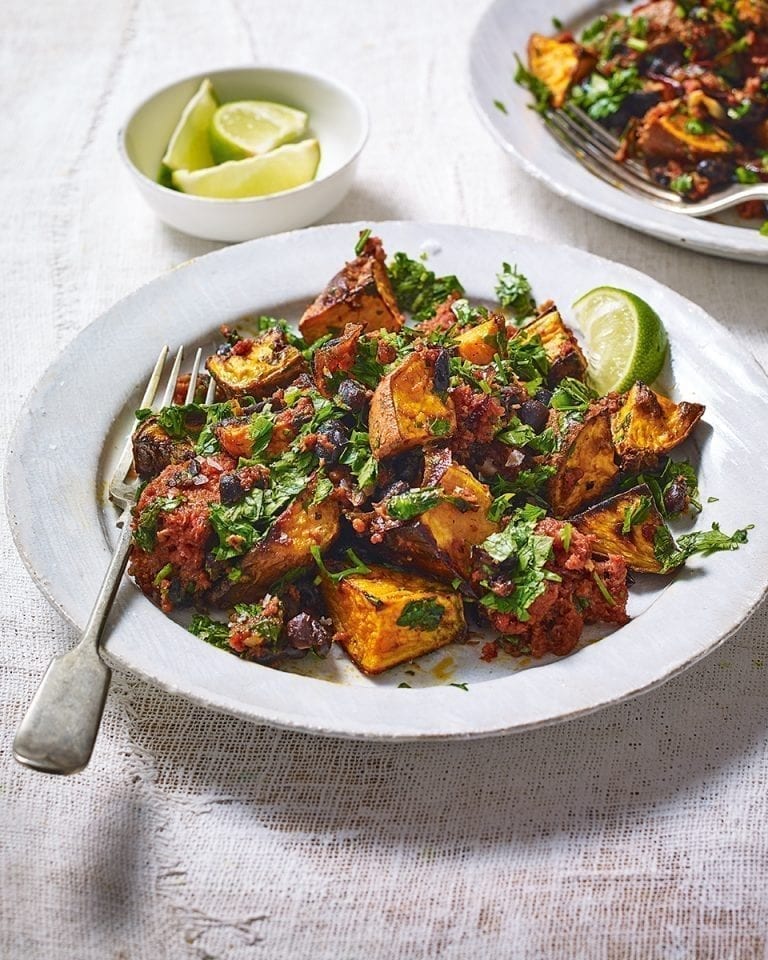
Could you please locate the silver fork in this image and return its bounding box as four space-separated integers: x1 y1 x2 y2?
13 344 212 775
544 103 768 217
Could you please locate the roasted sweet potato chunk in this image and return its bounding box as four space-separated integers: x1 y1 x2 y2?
132 410 204 480
320 565 466 675
209 482 340 607
573 483 671 573
548 406 619 517
206 329 306 400
528 34 596 108
454 314 505 366
636 108 734 162
369 350 456 459
515 307 587 385
385 449 499 581
612 382 705 472
299 248 404 344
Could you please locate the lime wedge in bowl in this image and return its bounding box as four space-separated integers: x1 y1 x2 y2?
572 286 669 394
209 100 308 163
160 78 218 175
172 138 321 199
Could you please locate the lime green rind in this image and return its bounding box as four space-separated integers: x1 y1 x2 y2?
572 285 669 395
161 78 219 173
172 138 321 199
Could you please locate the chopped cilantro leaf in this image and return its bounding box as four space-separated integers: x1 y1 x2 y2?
396 598 446 630
133 495 184 552
569 67 641 121
189 614 230 649
355 228 372 256
495 262 536 319
387 252 464 324
654 522 753 573
621 494 653 534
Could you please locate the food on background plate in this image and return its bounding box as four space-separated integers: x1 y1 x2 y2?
126 231 751 676
518 1 768 230
158 78 320 199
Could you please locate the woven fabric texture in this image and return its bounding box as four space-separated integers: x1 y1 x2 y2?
2 1 767 958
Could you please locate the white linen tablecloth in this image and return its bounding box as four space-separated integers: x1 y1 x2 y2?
3 1 768 957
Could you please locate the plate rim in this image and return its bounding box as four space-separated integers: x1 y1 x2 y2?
467 0 768 263
6 219 768 740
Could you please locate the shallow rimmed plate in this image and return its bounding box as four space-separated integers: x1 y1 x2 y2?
469 0 768 263
6 222 768 740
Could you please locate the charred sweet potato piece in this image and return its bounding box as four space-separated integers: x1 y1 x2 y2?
527 34 596 108
312 323 364 395
369 350 456 459
385 449 499 581
736 0 768 27
206 329 306 400
611 382 705 472
548 407 619 518
320 564 466 675
454 314 505 366
515 307 587 385
636 107 734 162
573 483 671 573
209 482 341 607
299 247 404 344
132 410 204 480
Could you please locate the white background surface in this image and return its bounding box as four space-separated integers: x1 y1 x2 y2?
2 1 768 957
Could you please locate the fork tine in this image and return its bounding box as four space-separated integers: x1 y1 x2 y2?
544 111 682 204
184 348 203 405
160 346 184 408
204 375 216 405
562 105 654 179
108 345 170 507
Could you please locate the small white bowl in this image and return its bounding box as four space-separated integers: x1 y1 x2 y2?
119 66 368 242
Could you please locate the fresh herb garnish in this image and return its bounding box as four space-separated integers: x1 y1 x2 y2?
735 165 760 184
387 252 464 324
496 418 558 454
386 486 474 521
654 522 753 573
570 67 641 121
550 377 596 416
621 494 653 534
670 173 694 196
339 430 378 490
479 504 558 621
429 417 452 437
355 228 372 256
311 546 371 583
396 598 446 629
592 570 616 605
514 55 552 113
493 99 508 114
133 495 184 552
449 682 469 691
189 614 230 649
495 262 536 319
488 465 557 518
231 600 284 648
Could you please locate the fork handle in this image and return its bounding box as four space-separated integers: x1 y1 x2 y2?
13 510 134 775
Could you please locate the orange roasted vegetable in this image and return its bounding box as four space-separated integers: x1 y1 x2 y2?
573 483 671 573
320 565 466 675
384 448 499 581
369 350 456 459
299 246 404 344
514 306 587 385
206 329 306 399
611 382 705 472
209 480 340 607
527 34 596 108
547 406 619 517
454 314 505 366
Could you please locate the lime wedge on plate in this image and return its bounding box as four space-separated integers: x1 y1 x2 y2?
160 78 218 174
572 286 669 394
172 138 321 199
209 100 308 163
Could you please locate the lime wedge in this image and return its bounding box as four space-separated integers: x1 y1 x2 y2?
572 286 669 394
160 78 218 174
209 100 308 163
172 138 321 199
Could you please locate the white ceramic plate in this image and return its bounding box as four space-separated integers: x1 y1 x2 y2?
468 0 768 263
6 222 768 739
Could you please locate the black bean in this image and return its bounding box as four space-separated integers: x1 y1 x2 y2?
534 387 553 405
219 474 245 505
317 419 350 464
336 378 369 413
215 343 231 356
518 398 549 433
286 613 332 655
663 479 688 517
433 349 450 394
